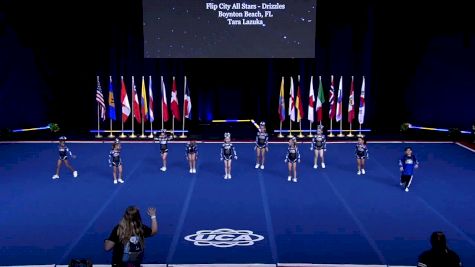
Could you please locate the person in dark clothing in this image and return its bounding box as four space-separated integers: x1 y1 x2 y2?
417 231 462 267
105 206 158 267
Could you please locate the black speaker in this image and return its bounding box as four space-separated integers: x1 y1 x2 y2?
68 259 92 267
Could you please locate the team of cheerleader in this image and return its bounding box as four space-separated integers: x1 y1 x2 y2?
52 122 419 192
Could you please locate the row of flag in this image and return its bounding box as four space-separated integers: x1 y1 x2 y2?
96 76 192 124
278 75 366 125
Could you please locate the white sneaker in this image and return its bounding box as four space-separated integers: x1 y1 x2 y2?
357 170 361 175
313 164 318 169
255 163 260 169
224 174 228 179
321 163 326 169
405 188 409 192
189 169 193 173
228 174 232 179
260 165 264 170
160 167 167 172
192 169 196 173
288 176 292 181
52 174 59 179
118 178 124 184
73 171 78 178
114 179 118 184
293 178 298 182
361 169 366 175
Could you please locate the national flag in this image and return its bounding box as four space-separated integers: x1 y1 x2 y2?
358 76 366 125
329 75 336 120
141 76 148 122
336 76 343 122
348 76 355 123
295 77 304 122
161 76 170 122
184 76 192 119
132 76 141 123
170 77 181 120
120 76 131 122
108 76 116 121
96 76 106 121
316 76 325 122
148 76 154 122
288 77 295 122
308 76 315 122
277 77 285 122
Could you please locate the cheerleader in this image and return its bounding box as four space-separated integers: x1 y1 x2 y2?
399 147 419 192
186 140 198 173
285 137 300 182
255 121 269 170
52 136 78 179
311 125 326 169
155 129 173 171
220 132 237 179
355 136 368 175
109 139 124 184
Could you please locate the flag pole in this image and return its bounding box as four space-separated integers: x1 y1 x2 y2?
109 75 115 138
161 101 164 130
130 76 137 138
180 76 187 138
278 121 284 138
337 120 344 137
120 76 126 138
161 77 164 130
96 76 103 138
308 121 313 137
287 120 293 137
148 121 153 138
140 116 146 138
298 121 304 138
148 75 154 138
172 116 176 137
96 105 102 138
140 76 147 138
358 123 363 137
130 113 136 137
347 123 354 137
328 120 335 137
109 119 114 138
120 115 125 138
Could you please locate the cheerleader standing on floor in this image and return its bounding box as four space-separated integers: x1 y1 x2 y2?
220 132 237 179
52 136 78 179
255 121 269 170
311 125 327 169
285 137 300 182
186 140 198 173
155 129 173 171
109 139 124 184
399 146 419 192
355 137 369 175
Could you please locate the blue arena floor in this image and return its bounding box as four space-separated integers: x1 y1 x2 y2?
0 141 474 266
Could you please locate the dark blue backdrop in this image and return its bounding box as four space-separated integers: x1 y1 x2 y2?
0 1 473 134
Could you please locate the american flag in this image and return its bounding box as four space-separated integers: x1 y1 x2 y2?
96 76 106 121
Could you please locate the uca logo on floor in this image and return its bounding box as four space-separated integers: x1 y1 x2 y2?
184 228 264 248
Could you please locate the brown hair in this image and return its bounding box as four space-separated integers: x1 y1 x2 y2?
117 206 145 247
